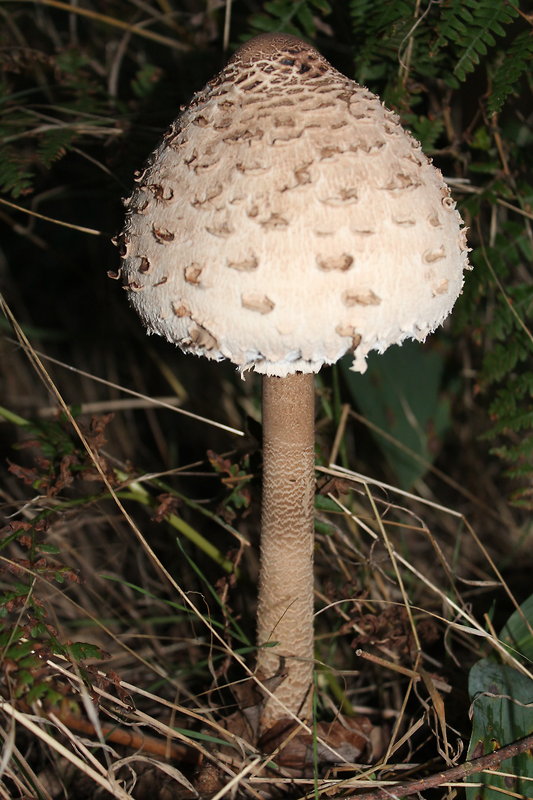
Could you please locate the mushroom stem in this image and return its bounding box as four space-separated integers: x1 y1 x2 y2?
256 372 316 731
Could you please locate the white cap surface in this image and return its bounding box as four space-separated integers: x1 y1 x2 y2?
118 33 470 375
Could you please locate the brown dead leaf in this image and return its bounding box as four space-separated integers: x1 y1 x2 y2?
258 715 374 770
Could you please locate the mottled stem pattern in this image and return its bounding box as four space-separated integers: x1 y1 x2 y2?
256 373 316 732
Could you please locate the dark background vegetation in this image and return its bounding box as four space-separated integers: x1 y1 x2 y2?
0 1 531 798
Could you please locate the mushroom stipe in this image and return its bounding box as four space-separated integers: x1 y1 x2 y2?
115 33 471 736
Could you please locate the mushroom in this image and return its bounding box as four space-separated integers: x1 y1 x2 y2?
116 33 470 735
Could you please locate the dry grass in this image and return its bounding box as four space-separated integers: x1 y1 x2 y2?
1 284 530 799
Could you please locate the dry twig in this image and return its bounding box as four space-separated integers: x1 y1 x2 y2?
347 735 533 800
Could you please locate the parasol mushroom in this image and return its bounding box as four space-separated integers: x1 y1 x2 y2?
115 32 470 735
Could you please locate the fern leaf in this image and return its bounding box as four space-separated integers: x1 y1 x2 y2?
492 436 533 468
0 146 34 197
295 2 317 38
349 0 414 82
488 373 533 422
483 339 529 384
37 128 75 170
248 0 332 38
403 115 445 151
436 0 519 85
489 411 533 437
349 0 375 30
488 30 533 114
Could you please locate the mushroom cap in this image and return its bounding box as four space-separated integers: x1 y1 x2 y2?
118 33 470 375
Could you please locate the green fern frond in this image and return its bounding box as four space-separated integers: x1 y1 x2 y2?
461 219 533 501
481 284 532 383
488 410 533 437
402 114 445 151
0 43 118 196
349 0 375 30
349 0 413 40
349 0 415 82
479 277 533 500
488 30 533 115
509 489 533 510
488 373 533 421
483 337 530 384
436 0 519 84
349 0 526 106
0 146 33 197
248 0 332 39
37 128 76 170
504 442 533 477
131 63 163 99
493 437 533 470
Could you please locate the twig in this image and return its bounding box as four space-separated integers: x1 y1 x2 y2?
343 734 533 800
51 709 199 764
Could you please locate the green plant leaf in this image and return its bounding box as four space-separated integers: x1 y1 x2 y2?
467 660 533 800
66 642 107 661
6 640 34 660
499 594 533 664
341 341 451 489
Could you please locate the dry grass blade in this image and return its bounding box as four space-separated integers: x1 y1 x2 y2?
0 702 133 798
0 197 102 236
0 293 356 775
1 295 249 655
13 0 188 50
341 410 508 524
0 718 16 780
108 754 198 795
2 331 244 436
15 395 185 418
324 484 531 681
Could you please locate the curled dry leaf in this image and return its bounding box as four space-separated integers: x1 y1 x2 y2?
258 715 375 770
